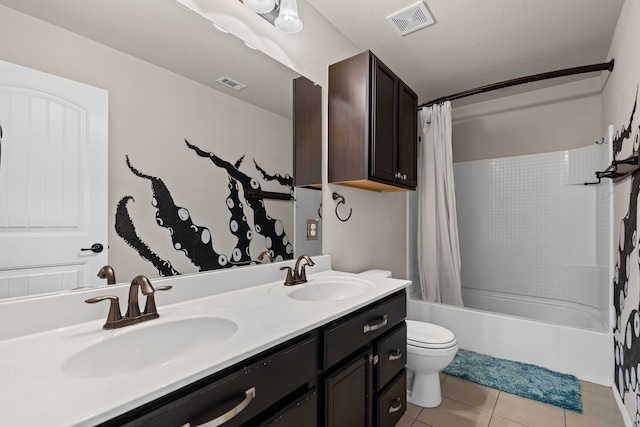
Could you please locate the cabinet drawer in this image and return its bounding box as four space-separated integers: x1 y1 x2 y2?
122 336 317 427
258 389 317 427
375 322 407 392
323 291 406 369
375 370 407 427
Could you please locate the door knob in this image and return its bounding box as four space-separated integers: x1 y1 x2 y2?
81 243 104 253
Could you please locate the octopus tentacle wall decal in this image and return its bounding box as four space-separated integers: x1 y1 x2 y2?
185 140 293 261
613 172 640 332
227 156 253 266
114 196 180 277
613 85 637 156
613 90 640 405
126 155 231 271
253 159 294 194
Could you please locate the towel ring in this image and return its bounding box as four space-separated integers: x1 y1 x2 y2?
332 192 352 222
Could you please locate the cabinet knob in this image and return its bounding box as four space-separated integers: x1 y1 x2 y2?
402 174 407 180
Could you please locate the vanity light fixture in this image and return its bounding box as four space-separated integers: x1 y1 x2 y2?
243 0 276 14
240 0 303 34
274 0 303 33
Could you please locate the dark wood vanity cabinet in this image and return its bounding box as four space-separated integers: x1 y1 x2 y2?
329 51 418 192
322 291 407 427
102 290 407 427
294 76 322 188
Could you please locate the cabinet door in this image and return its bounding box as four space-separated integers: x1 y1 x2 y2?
397 81 418 189
294 76 322 188
325 350 372 427
370 57 398 184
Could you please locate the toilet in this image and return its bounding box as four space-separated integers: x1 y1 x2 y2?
405 320 458 408
359 269 459 408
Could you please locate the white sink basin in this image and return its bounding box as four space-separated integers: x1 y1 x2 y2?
274 276 374 301
14 308 242 379
63 316 238 378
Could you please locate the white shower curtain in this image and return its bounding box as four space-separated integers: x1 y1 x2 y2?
417 101 464 306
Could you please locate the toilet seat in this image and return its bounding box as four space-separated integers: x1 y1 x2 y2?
407 320 457 349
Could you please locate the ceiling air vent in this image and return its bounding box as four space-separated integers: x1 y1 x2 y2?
216 76 247 91
386 1 435 36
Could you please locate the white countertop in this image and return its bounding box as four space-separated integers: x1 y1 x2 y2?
0 257 409 426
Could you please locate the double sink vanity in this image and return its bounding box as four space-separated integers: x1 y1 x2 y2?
0 255 409 426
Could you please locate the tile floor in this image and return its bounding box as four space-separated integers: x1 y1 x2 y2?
396 374 625 427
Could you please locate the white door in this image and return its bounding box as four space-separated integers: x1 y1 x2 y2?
0 60 108 298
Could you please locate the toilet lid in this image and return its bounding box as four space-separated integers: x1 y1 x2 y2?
406 320 457 349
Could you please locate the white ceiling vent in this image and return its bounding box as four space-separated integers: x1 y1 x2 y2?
216 76 247 91
386 1 435 36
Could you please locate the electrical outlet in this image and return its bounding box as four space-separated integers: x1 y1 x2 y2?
307 218 319 240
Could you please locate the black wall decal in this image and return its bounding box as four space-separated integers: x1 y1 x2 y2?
115 196 180 277
227 156 253 266
613 172 640 332
185 139 293 261
613 86 638 156
253 159 294 194
612 88 640 405
126 155 231 271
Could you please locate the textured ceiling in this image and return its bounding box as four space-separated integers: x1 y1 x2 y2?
0 0 624 109
306 0 624 105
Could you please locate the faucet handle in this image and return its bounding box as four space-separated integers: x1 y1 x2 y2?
85 295 122 329
143 285 173 316
280 266 296 286
299 264 309 283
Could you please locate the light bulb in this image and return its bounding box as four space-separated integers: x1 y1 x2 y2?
243 0 276 14
275 0 303 33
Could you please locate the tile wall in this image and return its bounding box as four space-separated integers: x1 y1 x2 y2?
453 143 611 310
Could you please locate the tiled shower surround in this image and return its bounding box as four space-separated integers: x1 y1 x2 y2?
453 143 611 314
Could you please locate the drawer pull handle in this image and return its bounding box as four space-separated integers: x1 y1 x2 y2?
388 349 403 361
363 314 388 333
183 387 256 427
388 397 402 414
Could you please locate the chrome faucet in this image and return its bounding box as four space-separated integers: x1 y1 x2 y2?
280 255 315 286
85 275 172 329
97 265 116 285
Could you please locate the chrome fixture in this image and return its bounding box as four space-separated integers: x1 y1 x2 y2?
241 0 303 34
85 275 172 329
257 250 274 263
97 265 116 285
280 254 315 286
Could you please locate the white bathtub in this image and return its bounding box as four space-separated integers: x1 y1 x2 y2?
407 294 613 385
462 288 608 331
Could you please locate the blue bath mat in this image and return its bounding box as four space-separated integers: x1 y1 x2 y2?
443 349 582 413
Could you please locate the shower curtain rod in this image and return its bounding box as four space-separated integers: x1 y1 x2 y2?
418 59 615 109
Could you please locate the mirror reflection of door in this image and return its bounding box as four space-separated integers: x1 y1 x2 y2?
0 60 108 298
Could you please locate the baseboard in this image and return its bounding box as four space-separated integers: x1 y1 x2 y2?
612 384 633 427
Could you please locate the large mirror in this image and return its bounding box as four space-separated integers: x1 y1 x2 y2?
0 0 322 299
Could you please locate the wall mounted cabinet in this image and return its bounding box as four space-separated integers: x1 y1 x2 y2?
294 76 322 188
329 51 418 192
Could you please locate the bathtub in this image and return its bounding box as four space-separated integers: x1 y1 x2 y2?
407 293 613 385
